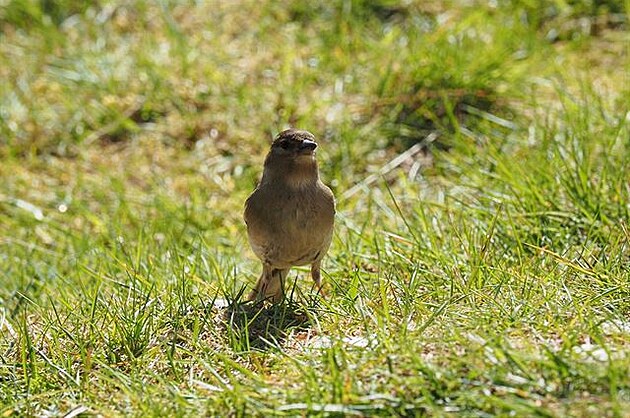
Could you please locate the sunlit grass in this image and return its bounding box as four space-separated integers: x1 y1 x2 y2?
1 0 628 416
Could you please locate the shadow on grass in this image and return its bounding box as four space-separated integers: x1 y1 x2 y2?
219 292 315 352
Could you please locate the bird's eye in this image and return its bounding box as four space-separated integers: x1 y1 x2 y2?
280 141 290 149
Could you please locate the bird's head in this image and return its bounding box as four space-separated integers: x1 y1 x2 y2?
270 129 318 159
262 129 320 187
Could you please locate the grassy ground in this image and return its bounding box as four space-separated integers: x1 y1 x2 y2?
1 0 629 416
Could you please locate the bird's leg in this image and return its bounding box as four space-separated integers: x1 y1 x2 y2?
266 268 289 303
247 263 273 302
247 265 288 303
311 261 326 297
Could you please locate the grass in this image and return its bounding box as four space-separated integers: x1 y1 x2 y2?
1 0 629 416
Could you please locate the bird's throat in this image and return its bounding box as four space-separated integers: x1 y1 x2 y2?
262 156 319 189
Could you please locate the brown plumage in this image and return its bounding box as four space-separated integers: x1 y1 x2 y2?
244 129 335 303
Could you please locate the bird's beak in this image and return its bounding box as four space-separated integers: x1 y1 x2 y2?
299 139 318 152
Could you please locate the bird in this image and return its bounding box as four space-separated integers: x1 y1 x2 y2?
244 128 335 303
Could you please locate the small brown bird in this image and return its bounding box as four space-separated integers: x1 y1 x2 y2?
244 129 335 303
